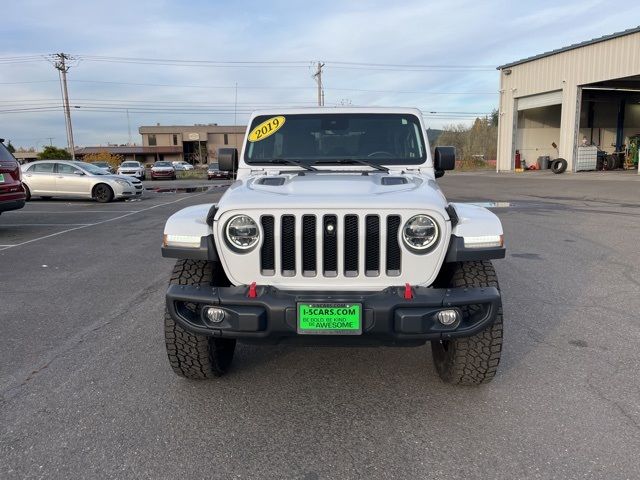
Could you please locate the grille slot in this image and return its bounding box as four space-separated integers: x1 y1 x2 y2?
344 215 359 276
281 215 296 276
365 215 380 276
302 215 317 276
260 216 275 275
323 215 338 277
386 215 401 276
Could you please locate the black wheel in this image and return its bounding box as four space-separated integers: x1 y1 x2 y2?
23 184 31 201
431 260 503 385
164 259 236 379
172 175 177 180
93 184 114 203
551 158 568 174
605 155 618 170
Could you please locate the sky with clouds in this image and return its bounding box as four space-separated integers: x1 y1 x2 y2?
1 0 638 149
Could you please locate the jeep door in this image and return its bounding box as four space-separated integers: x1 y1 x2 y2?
54 162 91 197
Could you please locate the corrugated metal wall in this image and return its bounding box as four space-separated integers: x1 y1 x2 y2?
497 32 640 171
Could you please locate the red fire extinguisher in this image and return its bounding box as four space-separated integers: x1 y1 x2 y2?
515 150 522 170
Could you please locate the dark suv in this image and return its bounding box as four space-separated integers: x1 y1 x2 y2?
0 139 26 215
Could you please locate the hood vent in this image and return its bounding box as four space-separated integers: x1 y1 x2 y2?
381 177 408 186
257 177 286 186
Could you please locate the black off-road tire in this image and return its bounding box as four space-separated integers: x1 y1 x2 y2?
551 158 568 174
164 259 236 379
431 260 503 385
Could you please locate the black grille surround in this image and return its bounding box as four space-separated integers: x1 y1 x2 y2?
256 213 407 280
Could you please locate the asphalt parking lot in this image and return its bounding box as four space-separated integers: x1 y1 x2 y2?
1 173 639 479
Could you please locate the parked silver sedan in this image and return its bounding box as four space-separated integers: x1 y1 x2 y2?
21 160 143 203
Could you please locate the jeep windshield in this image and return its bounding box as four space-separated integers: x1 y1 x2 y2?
244 113 426 167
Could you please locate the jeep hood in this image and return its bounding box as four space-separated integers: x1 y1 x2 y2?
216 172 448 212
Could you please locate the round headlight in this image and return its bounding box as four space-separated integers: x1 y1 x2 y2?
225 215 260 251
402 215 439 252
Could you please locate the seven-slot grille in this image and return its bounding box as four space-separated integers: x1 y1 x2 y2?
260 214 402 278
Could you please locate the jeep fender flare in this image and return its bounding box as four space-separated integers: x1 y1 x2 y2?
161 203 220 261
445 203 505 262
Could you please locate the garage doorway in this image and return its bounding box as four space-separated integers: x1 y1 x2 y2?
580 76 640 173
514 91 563 170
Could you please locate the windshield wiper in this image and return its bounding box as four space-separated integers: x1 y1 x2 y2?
313 159 389 172
269 159 317 171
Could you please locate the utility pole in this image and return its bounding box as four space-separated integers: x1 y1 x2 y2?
52 53 76 159
46 137 54 146
313 62 325 106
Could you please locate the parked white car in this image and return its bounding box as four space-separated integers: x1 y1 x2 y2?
172 161 194 171
161 107 506 385
117 160 146 180
21 160 143 203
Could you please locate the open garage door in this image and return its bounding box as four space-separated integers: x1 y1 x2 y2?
517 90 562 111
514 91 563 169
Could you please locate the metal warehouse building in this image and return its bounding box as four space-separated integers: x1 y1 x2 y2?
497 27 640 174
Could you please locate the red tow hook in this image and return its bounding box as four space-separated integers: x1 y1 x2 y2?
248 281 257 298
404 283 413 300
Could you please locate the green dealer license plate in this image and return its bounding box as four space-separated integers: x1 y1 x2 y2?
297 303 362 335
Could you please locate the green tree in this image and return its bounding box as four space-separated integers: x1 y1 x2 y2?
490 109 499 127
38 146 70 159
6 141 15 153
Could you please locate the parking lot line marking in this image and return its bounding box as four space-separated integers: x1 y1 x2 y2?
0 223 94 227
16 210 142 214
0 191 212 251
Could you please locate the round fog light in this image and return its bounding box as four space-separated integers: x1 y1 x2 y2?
437 309 460 326
204 307 225 324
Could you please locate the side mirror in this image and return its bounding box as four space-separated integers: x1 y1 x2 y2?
218 148 238 173
74 170 85 176
434 146 456 171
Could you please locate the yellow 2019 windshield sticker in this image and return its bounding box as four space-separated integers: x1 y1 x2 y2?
248 116 286 142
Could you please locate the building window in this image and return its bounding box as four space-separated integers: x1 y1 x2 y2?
172 134 178 145
224 133 229 145
148 134 157 146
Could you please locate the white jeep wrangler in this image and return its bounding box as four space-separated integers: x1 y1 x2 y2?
162 108 505 385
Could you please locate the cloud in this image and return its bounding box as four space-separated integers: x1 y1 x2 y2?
1 0 638 147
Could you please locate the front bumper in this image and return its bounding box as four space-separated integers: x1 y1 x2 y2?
115 184 143 198
166 284 501 345
151 170 174 178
